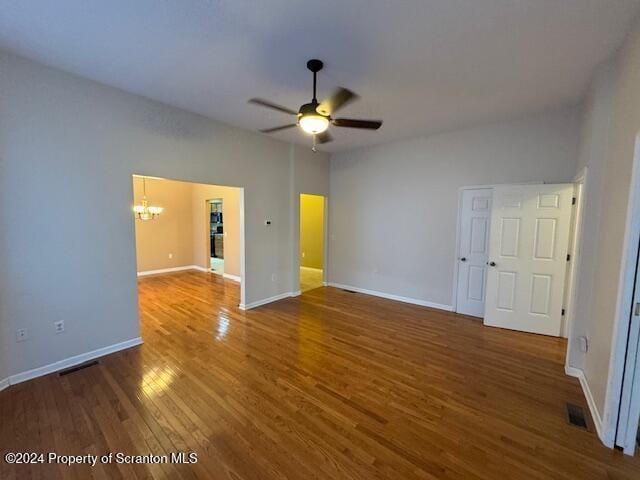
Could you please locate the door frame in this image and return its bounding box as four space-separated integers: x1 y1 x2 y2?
293 192 329 295
562 167 588 341
452 186 494 315
614 134 640 453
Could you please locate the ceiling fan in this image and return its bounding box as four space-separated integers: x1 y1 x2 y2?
249 59 382 151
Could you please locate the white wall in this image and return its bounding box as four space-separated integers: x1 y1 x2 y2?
0 51 329 379
568 16 640 444
328 107 579 306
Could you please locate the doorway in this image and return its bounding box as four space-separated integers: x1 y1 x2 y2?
131 175 245 304
299 193 325 292
209 199 224 275
454 183 580 337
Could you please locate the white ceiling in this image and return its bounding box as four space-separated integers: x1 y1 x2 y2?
0 1 638 152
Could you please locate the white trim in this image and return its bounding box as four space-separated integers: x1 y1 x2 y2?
239 187 246 308
137 265 200 277
192 265 208 273
0 377 9 392
327 282 454 312
565 365 608 445
563 169 588 340
291 289 302 297
8 337 143 386
223 273 241 282
239 291 298 310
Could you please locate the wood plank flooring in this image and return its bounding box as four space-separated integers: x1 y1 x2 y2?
1 270 639 479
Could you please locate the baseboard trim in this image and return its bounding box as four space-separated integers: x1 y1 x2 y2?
192 265 209 273
8 337 143 386
223 273 241 283
239 292 297 311
565 365 610 446
0 377 9 392
327 282 454 312
137 265 199 277
291 290 302 297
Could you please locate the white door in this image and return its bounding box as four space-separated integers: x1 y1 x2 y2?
456 188 493 317
484 184 573 336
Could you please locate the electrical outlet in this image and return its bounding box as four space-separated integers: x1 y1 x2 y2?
168 253 173 259
302 252 306 258
16 328 28 342
271 273 277 282
54 320 65 334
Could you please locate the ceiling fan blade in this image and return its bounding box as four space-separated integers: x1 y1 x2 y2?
317 88 358 115
260 124 297 133
332 118 382 130
316 131 333 144
249 98 298 116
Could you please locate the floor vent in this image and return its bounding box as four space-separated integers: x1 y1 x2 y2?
566 403 588 429
59 360 99 376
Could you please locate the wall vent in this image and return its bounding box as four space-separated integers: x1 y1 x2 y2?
566 403 588 429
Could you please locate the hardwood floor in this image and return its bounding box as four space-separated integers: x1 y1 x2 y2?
1 270 639 479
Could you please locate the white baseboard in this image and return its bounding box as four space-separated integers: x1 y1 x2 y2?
239 291 297 310
223 273 241 283
192 265 209 273
0 377 9 392
565 365 610 447
8 337 143 386
291 290 302 297
327 282 454 312
137 265 199 277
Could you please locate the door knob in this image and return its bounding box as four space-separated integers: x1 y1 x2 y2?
487 261 496 267
460 257 467 262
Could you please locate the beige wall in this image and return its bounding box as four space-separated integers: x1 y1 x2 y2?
192 184 241 277
133 177 194 272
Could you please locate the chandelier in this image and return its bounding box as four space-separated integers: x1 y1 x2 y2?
133 177 163 220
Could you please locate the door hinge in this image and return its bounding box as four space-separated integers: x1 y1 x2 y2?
635 302 640 317
562 308 566 316
566 254 571 261
572 197 576 205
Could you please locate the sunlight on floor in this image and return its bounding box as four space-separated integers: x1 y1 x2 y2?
300 266 323 292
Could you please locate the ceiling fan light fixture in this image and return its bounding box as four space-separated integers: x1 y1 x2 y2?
299 114 329 135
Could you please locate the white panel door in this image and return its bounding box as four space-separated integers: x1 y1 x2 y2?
456 188 493 317
484 184 573 336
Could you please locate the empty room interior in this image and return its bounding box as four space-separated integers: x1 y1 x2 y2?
3 1 640 478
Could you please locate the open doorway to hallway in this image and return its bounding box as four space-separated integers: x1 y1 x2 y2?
209 199 224 275
299 193 325 292
132 175 243 286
